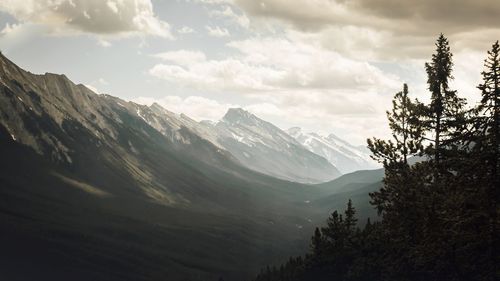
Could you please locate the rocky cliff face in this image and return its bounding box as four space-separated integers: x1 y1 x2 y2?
208 108 341 183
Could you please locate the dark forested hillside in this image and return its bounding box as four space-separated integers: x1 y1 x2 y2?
253 35 500 281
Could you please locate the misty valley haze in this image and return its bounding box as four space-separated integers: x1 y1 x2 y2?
0 1 499 281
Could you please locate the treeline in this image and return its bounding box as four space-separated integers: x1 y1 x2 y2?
253 34 499 281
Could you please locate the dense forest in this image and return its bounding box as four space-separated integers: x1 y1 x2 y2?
253 35 499 281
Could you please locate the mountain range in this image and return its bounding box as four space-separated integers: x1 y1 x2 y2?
134 103 342 184
0 53 382 281
205 108 342 183
287 127 379 174
135 101 375 182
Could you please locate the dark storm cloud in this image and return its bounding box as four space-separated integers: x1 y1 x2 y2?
353 0 500 34
233 0 500 35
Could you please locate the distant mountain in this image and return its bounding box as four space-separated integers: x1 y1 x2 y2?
0 53 374 281
205 108 341 184
102 101 341 184
311 168 384 224
287 127 379 174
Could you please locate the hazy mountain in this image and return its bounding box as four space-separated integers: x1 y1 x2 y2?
204 108 342 184
0 53 375 281
287 127 379 174
310 168 384 223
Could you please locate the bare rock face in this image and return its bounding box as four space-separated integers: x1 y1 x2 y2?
0 53 236 206
0 52 342 188
210 108 341 184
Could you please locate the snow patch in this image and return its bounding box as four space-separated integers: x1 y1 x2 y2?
289 128 378 173
231 132 245 143
136 109 147 122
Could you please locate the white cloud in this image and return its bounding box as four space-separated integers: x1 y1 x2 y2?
206 25 230 37
150 58 284 91
0 22 22 35
148 32 402 143
210 6 249 28
150 35 400 93
0 22 45 52
0 0 173 39
133 95 238 121
227 0 500 60
106 1 119 14
178 26 195 34
97 39 112 47
228 36 401 90
152 50 207 66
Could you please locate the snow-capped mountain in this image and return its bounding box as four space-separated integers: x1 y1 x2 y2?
203 108 342 184
126 105 342 183
287 127 379 174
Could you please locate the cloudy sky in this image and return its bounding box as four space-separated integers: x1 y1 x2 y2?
0 0 498 144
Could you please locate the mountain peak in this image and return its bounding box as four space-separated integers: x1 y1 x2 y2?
222 108 257 124
288 129 379 174
150 102 163 110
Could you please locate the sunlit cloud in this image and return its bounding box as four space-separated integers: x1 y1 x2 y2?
0 0 173 39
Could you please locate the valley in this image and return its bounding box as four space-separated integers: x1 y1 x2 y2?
0 53 382 281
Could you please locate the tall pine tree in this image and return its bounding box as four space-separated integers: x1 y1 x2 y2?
475 40 500 280
368 83 423 168
477 40 500 200
422 34 466 173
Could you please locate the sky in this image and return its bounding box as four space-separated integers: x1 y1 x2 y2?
0 0 498 145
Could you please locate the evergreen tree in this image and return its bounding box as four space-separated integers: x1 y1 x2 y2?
474 40 500 280
415 36 469 279
344 199 357 232
367 82 427 279
321 210 344 248
367 83 423 244
368 83 423 168
311 227 323 256
253 35 499 281
477 40 500 198
422 34 466 172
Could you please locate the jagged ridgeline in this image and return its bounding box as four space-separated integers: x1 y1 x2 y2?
253 35 499 281
0 52 382 281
